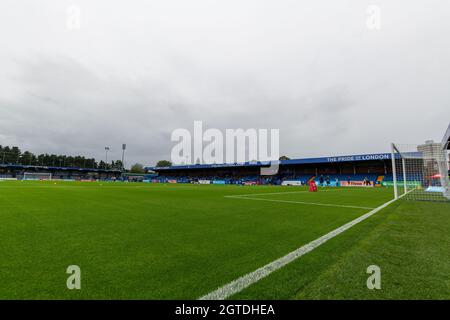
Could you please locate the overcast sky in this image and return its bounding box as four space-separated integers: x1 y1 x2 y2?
1 0 449 167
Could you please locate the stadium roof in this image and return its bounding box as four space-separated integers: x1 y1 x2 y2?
146 152 392 171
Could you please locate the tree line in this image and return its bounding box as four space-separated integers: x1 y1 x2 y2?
0 147 285 173
0 145 123 170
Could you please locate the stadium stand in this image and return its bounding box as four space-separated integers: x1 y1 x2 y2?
0 164 121 181
146 153 394 186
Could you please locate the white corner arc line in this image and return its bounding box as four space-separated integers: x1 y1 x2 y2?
199 189 414 300
225 195 375 210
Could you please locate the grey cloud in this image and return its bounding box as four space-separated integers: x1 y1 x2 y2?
1 1 449 166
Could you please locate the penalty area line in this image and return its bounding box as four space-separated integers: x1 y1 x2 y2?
225 195 375 210
225 189 338 197
199 189 414 300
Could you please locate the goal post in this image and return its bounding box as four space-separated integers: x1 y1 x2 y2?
23 172 53 181
390 141 450 202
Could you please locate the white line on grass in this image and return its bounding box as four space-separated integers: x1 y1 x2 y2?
225 195 375 210
199 189 414 300
225 189 337 197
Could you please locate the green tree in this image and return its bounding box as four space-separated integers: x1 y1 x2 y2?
20 151 35 165
98 160 106 169
10 147 21 164
111 160 123 170
2 146 11 164
156 160 172 167
130 163 145 173
0 144 105 169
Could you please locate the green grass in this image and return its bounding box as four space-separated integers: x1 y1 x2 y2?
0 180 448 299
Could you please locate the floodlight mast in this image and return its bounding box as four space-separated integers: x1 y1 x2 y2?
122 144 126 172
105 147 110 169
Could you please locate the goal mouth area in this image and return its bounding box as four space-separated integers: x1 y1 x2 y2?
23 172 53 181
401 188 450 202
391 142 450 202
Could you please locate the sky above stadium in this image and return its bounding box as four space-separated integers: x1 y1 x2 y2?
1 0 450 167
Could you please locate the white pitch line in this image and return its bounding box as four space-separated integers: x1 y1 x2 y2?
225 195 375 210
199 189 414 300
225 189 337 197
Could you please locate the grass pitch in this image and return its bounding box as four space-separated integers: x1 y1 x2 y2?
0 180 449 299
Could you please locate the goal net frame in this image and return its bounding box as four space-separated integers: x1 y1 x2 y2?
391 141 450 202
23 172 53 181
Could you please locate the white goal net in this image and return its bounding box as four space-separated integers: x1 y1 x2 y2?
23 172 53 181
390 141 450 202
